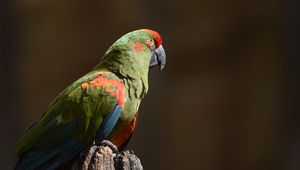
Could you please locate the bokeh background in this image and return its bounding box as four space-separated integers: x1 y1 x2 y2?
1 0 299 169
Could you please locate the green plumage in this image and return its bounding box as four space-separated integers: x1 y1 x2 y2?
14 29 159 169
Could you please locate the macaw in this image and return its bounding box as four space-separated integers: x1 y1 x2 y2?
14 29 166 170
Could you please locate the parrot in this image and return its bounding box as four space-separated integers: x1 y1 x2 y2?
14 29 166 170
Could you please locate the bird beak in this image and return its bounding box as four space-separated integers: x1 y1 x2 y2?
150 45 166 70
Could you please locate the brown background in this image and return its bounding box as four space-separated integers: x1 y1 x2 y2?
0 0 299 170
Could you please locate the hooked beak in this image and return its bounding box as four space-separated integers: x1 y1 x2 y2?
150 45 166 70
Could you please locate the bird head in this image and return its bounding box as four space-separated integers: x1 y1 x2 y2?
95 29 166 79
143 29 166 70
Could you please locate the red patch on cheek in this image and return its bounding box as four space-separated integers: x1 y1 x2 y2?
134 42 143 52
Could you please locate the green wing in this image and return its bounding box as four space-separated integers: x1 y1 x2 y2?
14 71 120 156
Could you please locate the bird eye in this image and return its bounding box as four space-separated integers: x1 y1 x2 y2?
145 39 155 49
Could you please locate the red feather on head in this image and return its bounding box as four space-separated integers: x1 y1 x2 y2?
143 29 163 47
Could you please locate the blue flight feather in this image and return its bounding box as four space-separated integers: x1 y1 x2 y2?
15 105 122 170
15 122 86 170
96 105 121 140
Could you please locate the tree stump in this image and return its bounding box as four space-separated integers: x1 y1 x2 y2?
63 142 143 170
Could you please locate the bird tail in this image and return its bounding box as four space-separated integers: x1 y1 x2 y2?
14 140 86 170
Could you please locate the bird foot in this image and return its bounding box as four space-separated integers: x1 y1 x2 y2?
99 140 118 153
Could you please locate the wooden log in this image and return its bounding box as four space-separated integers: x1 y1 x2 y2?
62 143 143 170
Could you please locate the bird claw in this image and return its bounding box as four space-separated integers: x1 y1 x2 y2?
99 140 118 153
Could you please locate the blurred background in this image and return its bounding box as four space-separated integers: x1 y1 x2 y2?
1 0 299 169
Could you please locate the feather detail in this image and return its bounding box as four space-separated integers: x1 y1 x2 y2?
110 112 138 148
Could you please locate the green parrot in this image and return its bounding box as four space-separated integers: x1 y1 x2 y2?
14 29 166 170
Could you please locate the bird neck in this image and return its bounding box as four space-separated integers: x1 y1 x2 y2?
93 48 150 99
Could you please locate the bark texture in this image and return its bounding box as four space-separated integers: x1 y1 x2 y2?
63 144 143 170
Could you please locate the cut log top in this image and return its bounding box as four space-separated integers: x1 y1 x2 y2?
62 142 143 170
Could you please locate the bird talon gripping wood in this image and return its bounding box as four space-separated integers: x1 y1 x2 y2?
99 140 119 153
14 29 166 170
